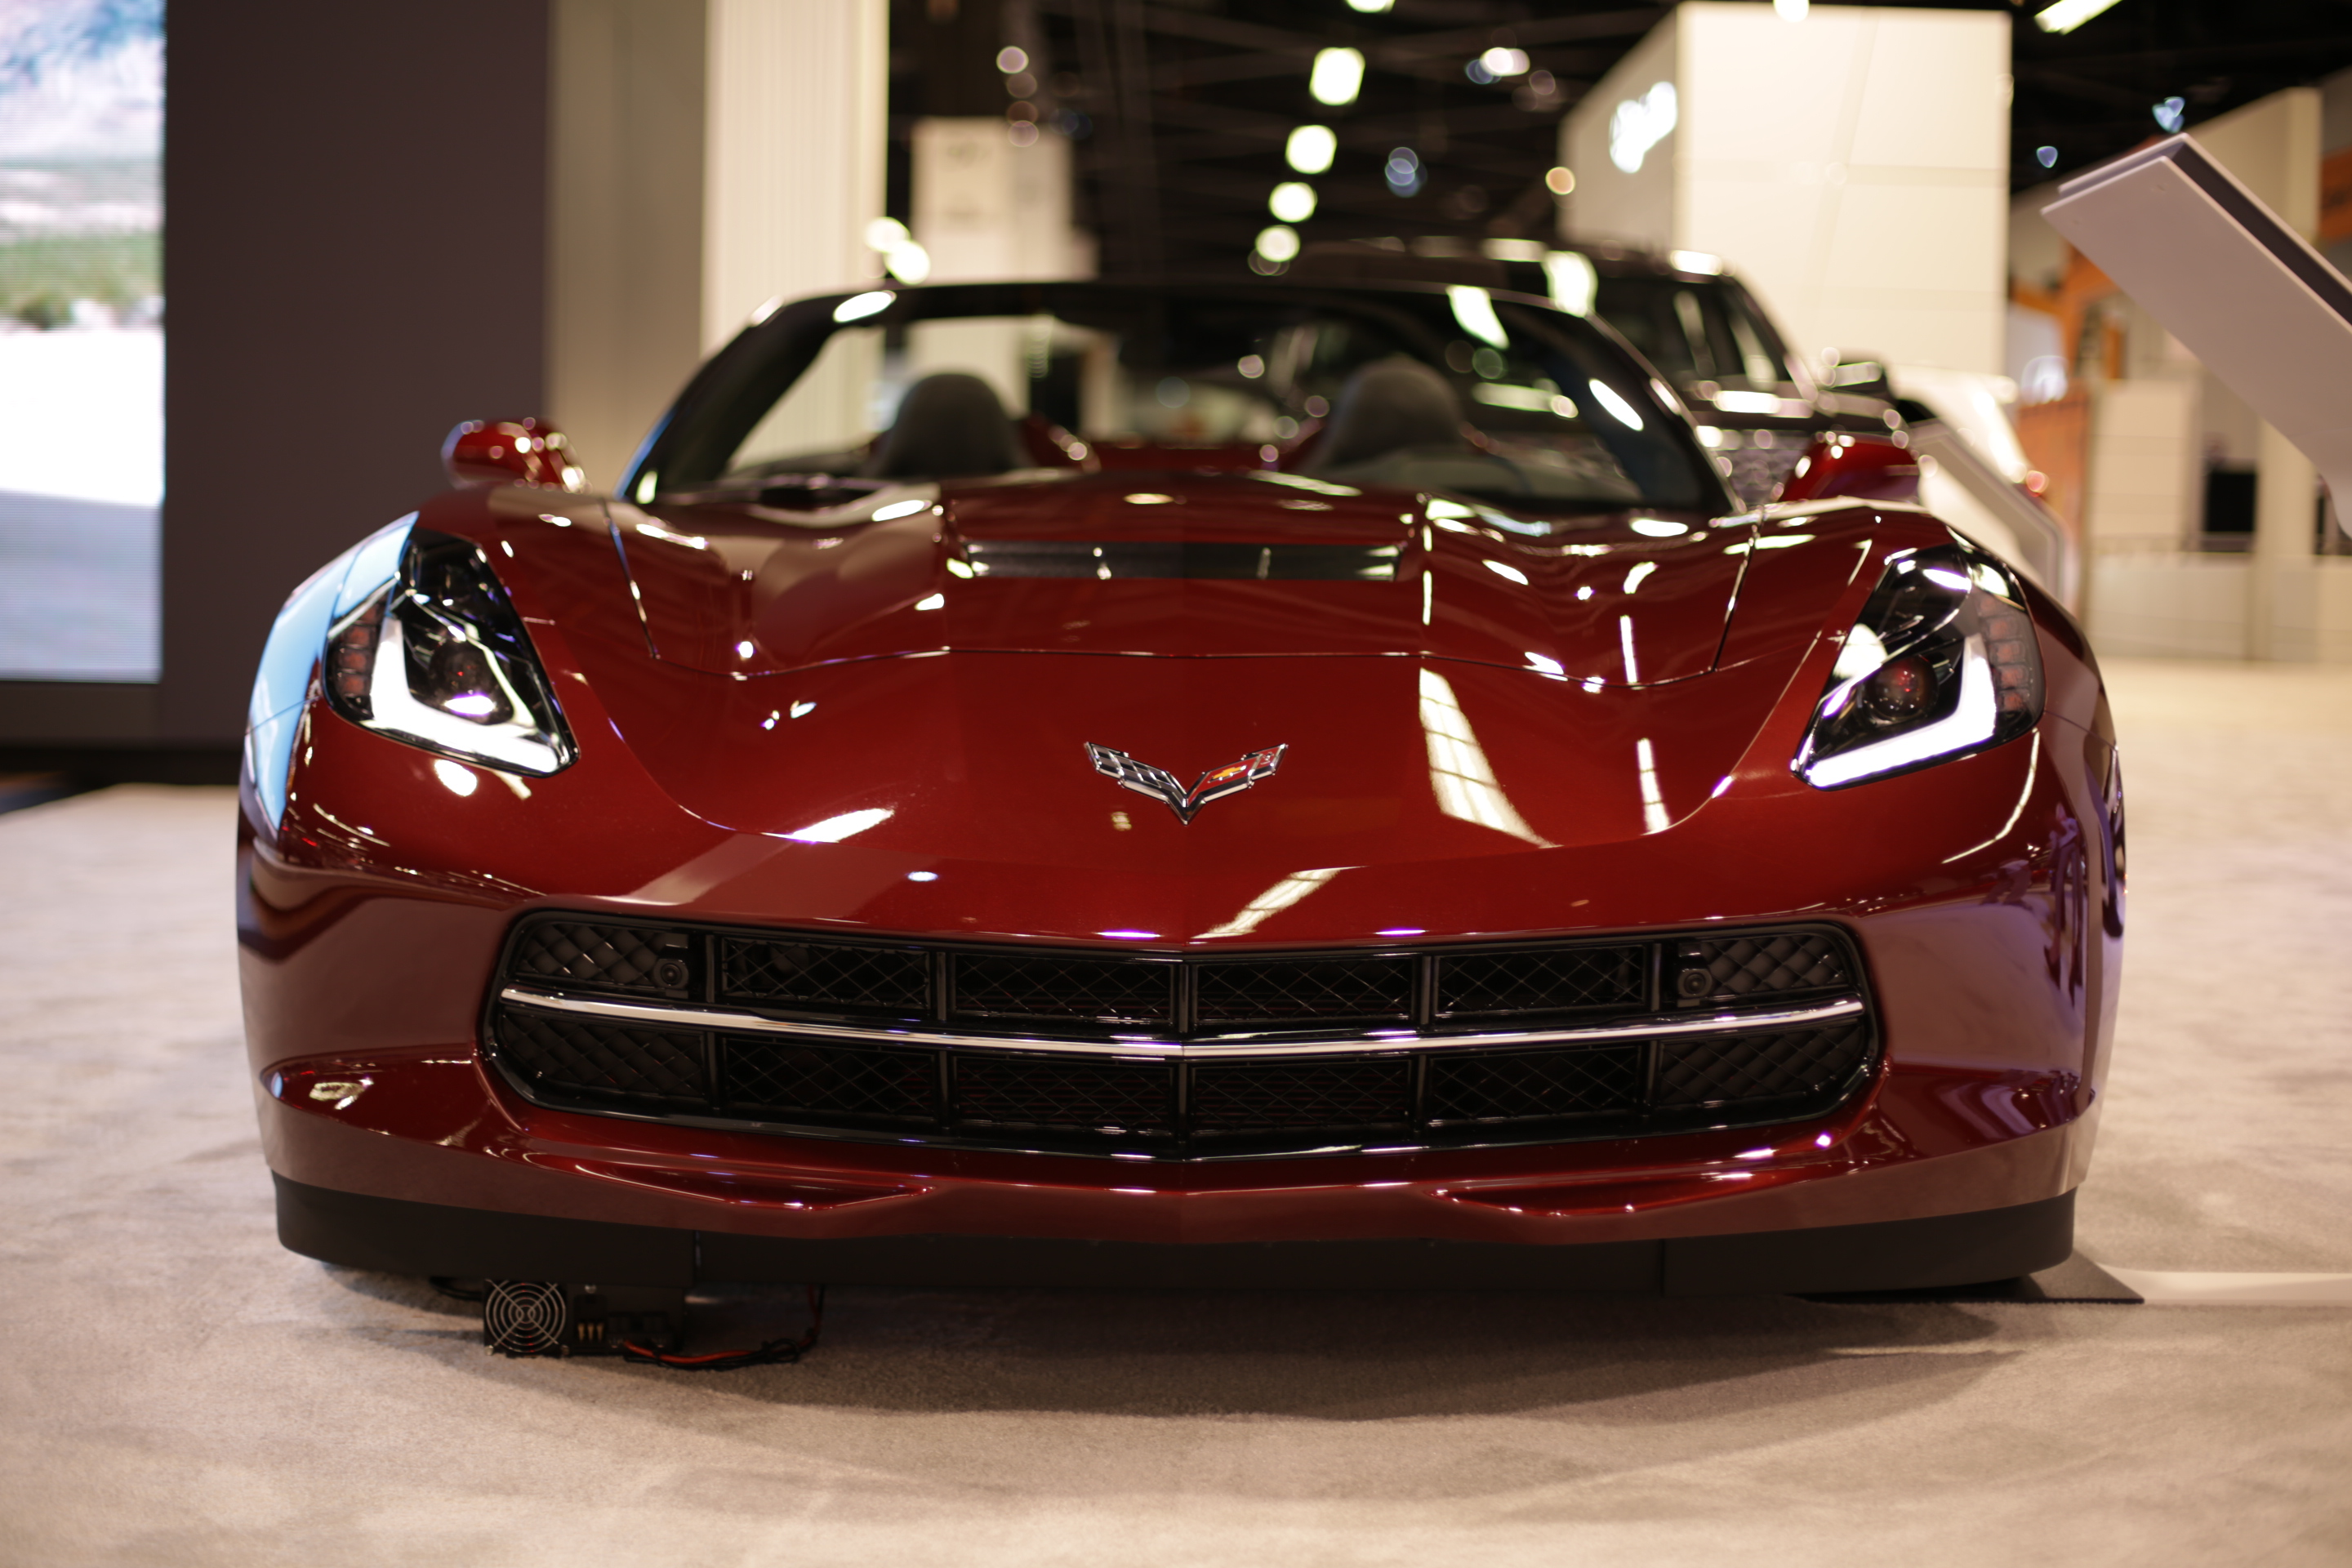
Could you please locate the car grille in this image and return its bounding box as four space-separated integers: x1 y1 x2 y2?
485 917 1874 1158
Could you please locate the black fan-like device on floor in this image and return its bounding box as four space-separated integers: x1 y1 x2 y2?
448 1279 825 1368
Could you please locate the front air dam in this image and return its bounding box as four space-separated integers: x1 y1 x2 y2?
274 1174 2074 1296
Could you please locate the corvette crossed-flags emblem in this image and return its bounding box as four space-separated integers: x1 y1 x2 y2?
1084 742 1288 824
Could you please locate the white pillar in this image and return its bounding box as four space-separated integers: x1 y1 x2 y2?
703 0 889 352
546 0 708 485
1563 2 2011 375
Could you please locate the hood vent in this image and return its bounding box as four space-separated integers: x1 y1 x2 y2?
963 541 1401 581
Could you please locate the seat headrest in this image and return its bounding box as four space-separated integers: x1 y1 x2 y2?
1305 360 1467 474
864 372 1025 480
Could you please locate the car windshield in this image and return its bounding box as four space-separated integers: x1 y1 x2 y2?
635 282 1726 514
1590 273 1797 397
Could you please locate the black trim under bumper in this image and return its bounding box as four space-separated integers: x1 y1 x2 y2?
275 1175 2074 1295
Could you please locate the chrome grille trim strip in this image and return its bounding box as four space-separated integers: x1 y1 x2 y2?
497 984 1865 1060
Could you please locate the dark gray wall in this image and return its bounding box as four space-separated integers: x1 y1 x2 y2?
0 1 550 746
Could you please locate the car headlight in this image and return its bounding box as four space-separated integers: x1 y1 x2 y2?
1794 537 2042 789
323 528 575 775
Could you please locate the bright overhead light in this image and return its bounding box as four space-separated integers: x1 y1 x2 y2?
2153 95 2185 133
1479 47 1529 77
1256 224 1301 263
1544 251 1597 316
880 239 930 284
1310 47 1364 107
1774 0 1808 19
1544 166 1575 194
1285 124 1336 174
2034 0 2123 33
996 46 1028 74
1268 181 1316 222
1345 0 1392 11
1383 145 1424 196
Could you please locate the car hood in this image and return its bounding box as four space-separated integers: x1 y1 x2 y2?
568 635 1811 883
611 470 1747 686
473 481 1882 943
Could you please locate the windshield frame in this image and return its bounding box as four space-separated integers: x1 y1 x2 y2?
620 278 1738 517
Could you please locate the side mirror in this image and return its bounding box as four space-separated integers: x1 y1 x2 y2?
442 419 586 492
1776 433 1920 504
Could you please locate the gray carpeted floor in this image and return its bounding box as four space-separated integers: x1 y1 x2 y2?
2 657 2346 1566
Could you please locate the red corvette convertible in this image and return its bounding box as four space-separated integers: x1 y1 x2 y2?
241 279 2121 1345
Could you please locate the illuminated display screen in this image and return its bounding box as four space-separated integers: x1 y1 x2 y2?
0 0 162 681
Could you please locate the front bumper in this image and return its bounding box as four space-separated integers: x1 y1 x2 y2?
277 1173 2077 1294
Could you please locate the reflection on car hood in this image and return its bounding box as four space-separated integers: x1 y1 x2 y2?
612 470 1748 687
572 639 1806 885
462 482 1885 943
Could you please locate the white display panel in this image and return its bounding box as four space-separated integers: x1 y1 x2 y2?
0 2 161 681
2043 131 2352 530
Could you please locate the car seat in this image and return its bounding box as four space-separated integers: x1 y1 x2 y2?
1304 359 1468 474
863 372 1026 480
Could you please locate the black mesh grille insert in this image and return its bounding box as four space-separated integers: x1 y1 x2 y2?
1426 1046 1646 1125
720 938 929 1015
1683 933 1851 1001
953 1052 1174 1134
492 1006 705 1107
492 915 1873 1155
510 922 687 996
1193 956 1414 1027
724 1037 934 1124
1190 1058 1412 1132
1655 1024 1870 1107
1437 947 1646 1019
951 954 1175 1026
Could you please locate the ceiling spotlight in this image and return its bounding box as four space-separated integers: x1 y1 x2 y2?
1286 124 1337 175
1774 0 1808 18
2034 0 2124 33
2036 145 2059 169
2153 96 2186 133
1268 182 1317 223
862 218 932 284
1384 146 1424 198
1544 166 1575 195
1255 225 1301 264
995 46 1028 74
1345 0 1393 11
1310 47 1364 108
1479 47 1529 77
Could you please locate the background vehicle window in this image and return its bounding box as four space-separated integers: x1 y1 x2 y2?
1593 275 1793 395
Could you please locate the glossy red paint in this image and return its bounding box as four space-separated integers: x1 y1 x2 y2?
617 474 1741 683
1776 433 1922 505
441 418 586 492
239 459 2121 1263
